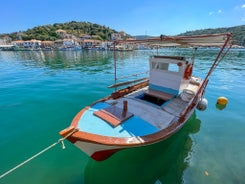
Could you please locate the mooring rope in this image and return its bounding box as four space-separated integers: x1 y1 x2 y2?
0 128 78 180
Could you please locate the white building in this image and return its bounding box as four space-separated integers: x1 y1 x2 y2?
12 39 42 49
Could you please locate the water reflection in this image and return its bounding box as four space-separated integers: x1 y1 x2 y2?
1 48 241 72
84 111 201 184
5 51 113 70
0 50 149 73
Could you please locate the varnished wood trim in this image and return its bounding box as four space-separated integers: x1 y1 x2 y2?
62 109 191 146
71 106 90 127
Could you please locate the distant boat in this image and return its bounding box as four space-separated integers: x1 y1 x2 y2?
60 33 232 161
0 45 17 51
58 45 81 51
115 44 134 51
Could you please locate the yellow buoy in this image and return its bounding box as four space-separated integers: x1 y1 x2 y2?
217 96 228 105
216 103 226 110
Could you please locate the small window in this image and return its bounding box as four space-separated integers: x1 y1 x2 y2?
168 64 179 72
151 62 158 69
151 62 168 70
158 63 168 70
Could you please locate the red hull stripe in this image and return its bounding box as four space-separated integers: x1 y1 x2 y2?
91 148 122 161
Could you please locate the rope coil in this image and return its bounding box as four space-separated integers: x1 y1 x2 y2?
0 128 78 180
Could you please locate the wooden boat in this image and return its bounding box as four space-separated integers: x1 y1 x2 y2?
60 33 232 161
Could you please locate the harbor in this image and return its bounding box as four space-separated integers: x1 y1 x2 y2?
1 29 244 52
0 49 244 183
0 31 139 51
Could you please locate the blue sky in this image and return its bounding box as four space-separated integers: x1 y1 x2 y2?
0 0 245 36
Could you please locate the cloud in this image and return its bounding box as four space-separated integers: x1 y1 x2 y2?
209 10 222 16
242 4 245 8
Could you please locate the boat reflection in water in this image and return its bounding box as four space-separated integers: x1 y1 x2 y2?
84 111 201 184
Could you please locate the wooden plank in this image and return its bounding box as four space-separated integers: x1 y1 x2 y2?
94 106 134 127
110 80 149 99
162 97 188 117
108 78 148 88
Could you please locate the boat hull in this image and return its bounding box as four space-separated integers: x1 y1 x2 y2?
74 141 123 161
60 98 197 161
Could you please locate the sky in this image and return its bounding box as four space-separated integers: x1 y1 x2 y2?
0 0 245 36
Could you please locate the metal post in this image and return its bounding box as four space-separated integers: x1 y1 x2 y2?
113 41 117 90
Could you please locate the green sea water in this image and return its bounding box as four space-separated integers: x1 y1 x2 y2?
0 49 244 184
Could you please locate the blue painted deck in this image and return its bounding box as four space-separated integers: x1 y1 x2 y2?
77 102 159 137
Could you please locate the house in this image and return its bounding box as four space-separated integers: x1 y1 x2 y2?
12 39 42 50
54 38 81 50
0 36 12 44
54 39 63 49
56 29 67 38
80 39 102 49
111 31 127 40
41 41 54 50
80 34 92 40
63 39 77 46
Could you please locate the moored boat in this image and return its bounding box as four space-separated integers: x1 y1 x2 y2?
60 33 232 161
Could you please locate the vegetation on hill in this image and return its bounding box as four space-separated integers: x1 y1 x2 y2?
1 21 245 46
178 25 245 46
1 21 117 41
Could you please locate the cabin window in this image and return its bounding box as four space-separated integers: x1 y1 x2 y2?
168 64 179 72
151 62 158 69
151 62 168 70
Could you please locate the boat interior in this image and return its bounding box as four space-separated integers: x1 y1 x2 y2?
79 55 203 137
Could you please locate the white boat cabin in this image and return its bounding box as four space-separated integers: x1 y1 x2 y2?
146 55 193 100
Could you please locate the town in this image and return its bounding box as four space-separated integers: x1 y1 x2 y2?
0 30 142 51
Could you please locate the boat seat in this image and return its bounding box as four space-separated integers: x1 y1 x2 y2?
145 89 175 100
94 105 134 127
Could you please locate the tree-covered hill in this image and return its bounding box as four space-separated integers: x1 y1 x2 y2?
1 21 118 41
178 25 245 46
1 21 245 46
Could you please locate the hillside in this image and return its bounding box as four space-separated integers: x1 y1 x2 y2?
1 21 245 46
178 25 245 46
0 21 118 41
